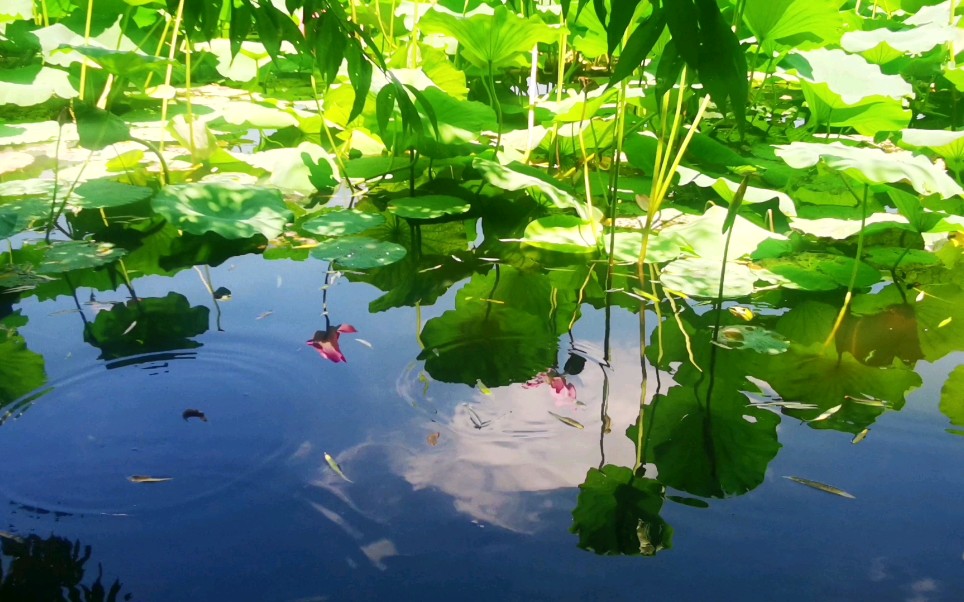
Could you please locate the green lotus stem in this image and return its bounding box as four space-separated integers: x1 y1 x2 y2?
129 136 170 184
522 44 539 164
484 62 503 157
159 0 186 156
606 78 630 278
44 117 65 243
78 0 94 101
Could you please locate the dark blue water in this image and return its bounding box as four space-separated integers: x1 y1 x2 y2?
2 254 962 601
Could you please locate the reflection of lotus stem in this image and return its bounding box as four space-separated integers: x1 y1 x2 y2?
823 183 869 349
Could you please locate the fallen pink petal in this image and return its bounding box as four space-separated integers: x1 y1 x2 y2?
307 324 357 363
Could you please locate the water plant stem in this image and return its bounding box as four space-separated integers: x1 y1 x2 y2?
823 183 869 349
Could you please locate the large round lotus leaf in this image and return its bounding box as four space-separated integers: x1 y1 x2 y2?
522 215 599 253
310 236 407 269
71 179 152 209
755 252 881 291
36 240 127 274
388 195 470 220
152 183 291 240
301 210 385 237
659 258 757 298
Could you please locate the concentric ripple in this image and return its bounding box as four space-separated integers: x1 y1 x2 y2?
0 339 318 517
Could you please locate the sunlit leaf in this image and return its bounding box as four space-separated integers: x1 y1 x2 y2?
660 258 757 298
419 5 557 71
776 142 963 199
301 210 385 237
310 236 407 269
0 65 77 106
35 241 127 274
522 215 599 253
70 179 152 209
152 183 291 240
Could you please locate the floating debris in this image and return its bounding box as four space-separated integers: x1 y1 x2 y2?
256 311 273 320
427 432 440 446
851 428 870 444
213 286 232 300
127 475 173 484
324 452 352 483
548 411 584 430
783 476 855 499
807 404 842 423
182 408 207 422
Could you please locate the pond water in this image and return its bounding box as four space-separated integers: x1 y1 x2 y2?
2 243 963 601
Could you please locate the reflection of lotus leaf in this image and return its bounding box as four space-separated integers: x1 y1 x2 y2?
645 384 781 498
755 252 880 291
152 183 291 240
418 304 557 387
0 326 46 406
571 465 672 556
713 325 789 354
83 292 210 360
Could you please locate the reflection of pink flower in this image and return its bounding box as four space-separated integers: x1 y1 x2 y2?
525 370 577 406
307 324 358 363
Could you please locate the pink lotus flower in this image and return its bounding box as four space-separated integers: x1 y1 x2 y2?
525 369 577 406
307 324 358 363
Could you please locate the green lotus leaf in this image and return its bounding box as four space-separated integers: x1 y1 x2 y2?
388 195 471 220
419 5 556 71
776 142 963 199
35 240 127 274
667 205 786 259
522 215 599 253
62 45 173 78
473 158 583 213
70 179 153 209
0 211 17 240
743 0 850 53
152 183 291 240
0 65 77 106
755 252 881 291
571 466 673 556
791 49 912 104
841 22 953 61
900 128 964 163
659 258 757 298
310 236 407 269
609 231 684 264
301 210 385 237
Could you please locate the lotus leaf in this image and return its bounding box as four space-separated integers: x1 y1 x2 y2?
776 142 964 199
388 195 471 220
310 237 407 269
301 210 385 237
152 183 291 240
